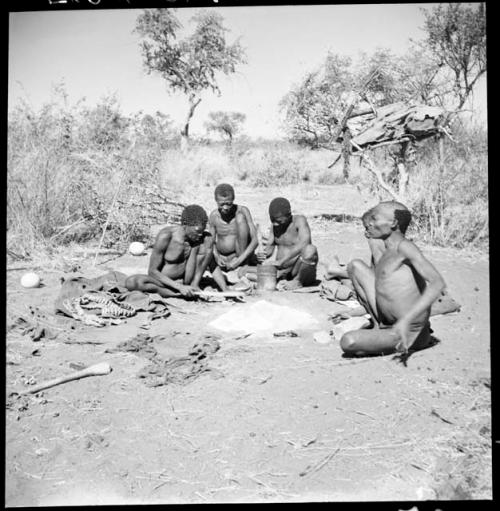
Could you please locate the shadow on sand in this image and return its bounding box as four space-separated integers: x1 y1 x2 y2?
340 335 441 367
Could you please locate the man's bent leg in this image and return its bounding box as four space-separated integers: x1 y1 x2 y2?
340 323 431 356
125 274 180 298
244 265 257 282
279 245 318 290
325 255 349 280
208 255 229 291
296 244 318 286
347 259 378 323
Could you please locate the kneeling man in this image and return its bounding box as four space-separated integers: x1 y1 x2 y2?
252 197 318 290
125 204 212 299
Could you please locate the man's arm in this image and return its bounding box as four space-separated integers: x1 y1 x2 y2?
147 229 184 292
208 211 224 268
230 206 259 267
275 216 311 268
191 234 214 288
393 240 446 351
258 226 276 262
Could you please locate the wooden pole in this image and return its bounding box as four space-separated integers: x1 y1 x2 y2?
351 140 402 203
92 166 128 267
92 137 136 267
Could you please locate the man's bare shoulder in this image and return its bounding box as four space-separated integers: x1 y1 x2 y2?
157 225 178 237
397 238 422 258
209 208 220 222
292 214 310 226
202 231 214 244
237 204 251 215
156 225 182 243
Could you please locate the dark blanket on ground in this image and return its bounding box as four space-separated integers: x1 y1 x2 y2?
105 333 222 387
10 272 172 341
54 271 171 321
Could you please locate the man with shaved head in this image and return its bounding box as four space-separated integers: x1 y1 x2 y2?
340 201 446 356
325 208 385 281
251 197 318 290
125 204 213 299
208 183 259 289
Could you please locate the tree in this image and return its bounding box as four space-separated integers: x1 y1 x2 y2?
280 50 412 149
396 43 447 106
354 48 405 106
135 9 246 148
279 52 354 148
422 2 486 111
205 111 246 144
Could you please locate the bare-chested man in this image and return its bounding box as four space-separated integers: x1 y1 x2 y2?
250 197 318 290
208 183 259 289
340 201 446 356
125 205 213 299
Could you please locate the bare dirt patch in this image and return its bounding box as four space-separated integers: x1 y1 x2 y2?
5 184 490 504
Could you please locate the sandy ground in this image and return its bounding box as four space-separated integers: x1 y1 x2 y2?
5 184 491 505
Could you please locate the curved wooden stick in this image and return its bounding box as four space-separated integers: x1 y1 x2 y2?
19 362 112 395
194 290 246 299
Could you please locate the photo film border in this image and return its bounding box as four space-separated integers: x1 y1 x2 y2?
7 0 374 12
8 0 221 12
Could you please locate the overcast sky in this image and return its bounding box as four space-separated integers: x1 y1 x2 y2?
8 4 487 139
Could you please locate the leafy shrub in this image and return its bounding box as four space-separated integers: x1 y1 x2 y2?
7 87 180 258
361 122 488 249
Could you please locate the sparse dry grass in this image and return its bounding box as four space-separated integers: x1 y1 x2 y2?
352 123 488 250
7 90 181 260
8 89 488 262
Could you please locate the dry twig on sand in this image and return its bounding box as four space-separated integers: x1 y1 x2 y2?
299 446 341 477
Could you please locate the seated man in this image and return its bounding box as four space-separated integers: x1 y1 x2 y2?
208 183 259 290
340 201 446 356
125 204 213 299
250 197 318 290
326 208 457 314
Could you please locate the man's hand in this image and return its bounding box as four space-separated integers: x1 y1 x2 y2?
256 251 267 264
393 318 411 354
225 257 241 271
214 254 227 270
178 285 197 298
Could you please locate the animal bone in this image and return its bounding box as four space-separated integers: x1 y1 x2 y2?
16 362 112 395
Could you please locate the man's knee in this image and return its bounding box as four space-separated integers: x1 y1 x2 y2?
125 275 142 291
340 331 358 353
347 258 368 278
301 244 318 263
